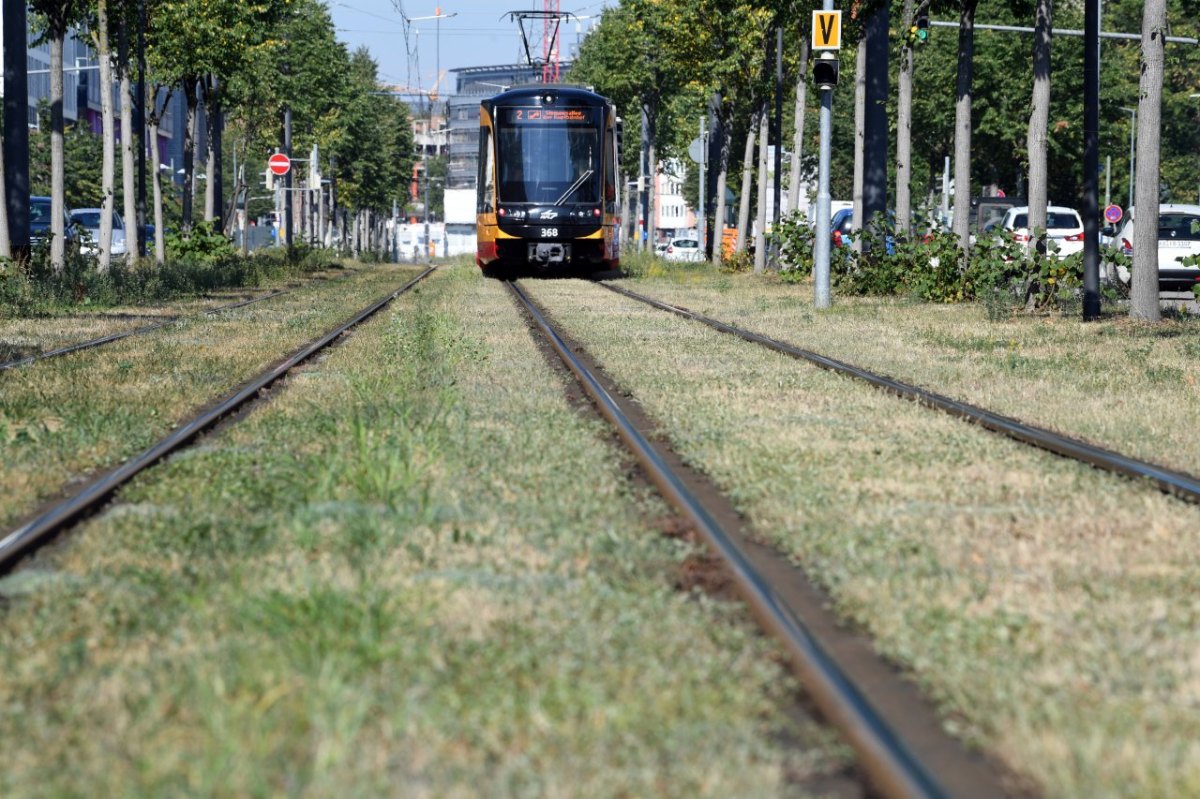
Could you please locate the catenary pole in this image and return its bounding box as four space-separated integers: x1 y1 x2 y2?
1082 0 1100 319
698 115 706 257
3 0 30 258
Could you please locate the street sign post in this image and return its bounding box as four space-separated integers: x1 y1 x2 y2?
268 153 291 176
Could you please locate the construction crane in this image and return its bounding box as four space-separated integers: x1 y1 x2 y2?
377 71 447 100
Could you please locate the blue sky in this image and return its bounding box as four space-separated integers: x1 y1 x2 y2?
326 1 613 94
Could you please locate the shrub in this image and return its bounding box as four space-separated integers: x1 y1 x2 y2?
165 222 237 262
0 243 340 316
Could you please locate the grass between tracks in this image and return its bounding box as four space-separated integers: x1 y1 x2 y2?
620 268 1200 475
0 261 848 796
0 264 416 530
524 271 1200 799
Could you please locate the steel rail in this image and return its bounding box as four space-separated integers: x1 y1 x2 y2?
0 267 436 571
508 280 948 799
0 289 289 373
601 282 1200 503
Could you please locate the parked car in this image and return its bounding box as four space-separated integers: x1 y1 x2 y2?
29 196 73 247
654 241 669 256
69 208 128 256
830 208 855 248
664 236 702 262
996 205 1085 257
1111 204 1200 290
830 207 895 254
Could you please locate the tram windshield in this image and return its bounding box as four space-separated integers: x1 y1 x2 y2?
496 107 601 205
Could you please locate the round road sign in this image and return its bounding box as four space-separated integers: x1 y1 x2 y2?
687 137 705 164
268 153 291 176
1104 204 1123 224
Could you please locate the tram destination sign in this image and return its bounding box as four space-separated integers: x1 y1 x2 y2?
501 107 595 125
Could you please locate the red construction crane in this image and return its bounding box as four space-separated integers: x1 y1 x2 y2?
542 0 561 83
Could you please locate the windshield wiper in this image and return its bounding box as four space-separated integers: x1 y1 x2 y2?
554 169 594 206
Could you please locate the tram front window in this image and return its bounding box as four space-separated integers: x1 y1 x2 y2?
497 107 600 205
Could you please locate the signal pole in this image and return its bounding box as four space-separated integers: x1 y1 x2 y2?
283 108 293 247
812 7 842 309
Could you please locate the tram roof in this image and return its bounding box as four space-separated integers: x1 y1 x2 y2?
485 84 610 105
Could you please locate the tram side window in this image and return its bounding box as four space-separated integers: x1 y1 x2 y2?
604 124 616 208
477 124 494 213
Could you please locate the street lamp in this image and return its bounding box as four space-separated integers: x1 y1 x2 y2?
1120 105 1136 209
405 8 457 104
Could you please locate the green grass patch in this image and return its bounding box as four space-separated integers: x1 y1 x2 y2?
0 262 847 796
0 265 419 529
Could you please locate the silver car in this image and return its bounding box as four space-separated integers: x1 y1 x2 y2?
69 208 127 256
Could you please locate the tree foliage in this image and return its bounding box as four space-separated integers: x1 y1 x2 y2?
570 0 1200 229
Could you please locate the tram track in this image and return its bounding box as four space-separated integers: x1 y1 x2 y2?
599 281 1200 505
508 279 1019 799
0 267 435 573
0 268 358 373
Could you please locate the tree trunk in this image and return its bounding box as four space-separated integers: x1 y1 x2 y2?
148 86 170 265
151 117 165 265
852 38 866 255
736 112 756 253
1026 0 1052 249
1130 0 1166 322
120 25 136 267
711 121 729 265
204 81 217 224
753 109 769 273
182 81 198 234
788 36 809 218
896 0 915 237
951 0 979 252
50 35 66 272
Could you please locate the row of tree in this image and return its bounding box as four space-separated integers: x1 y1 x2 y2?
3 0 416 270
570 0 1200 321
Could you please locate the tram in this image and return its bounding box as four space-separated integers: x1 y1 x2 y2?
475 85 620 276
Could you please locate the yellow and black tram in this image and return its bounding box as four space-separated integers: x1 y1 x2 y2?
476 85 620 276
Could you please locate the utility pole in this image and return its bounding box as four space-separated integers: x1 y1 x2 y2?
863 5 889 239
1082 0 1100 320
3 0 30 259
698 116 706 255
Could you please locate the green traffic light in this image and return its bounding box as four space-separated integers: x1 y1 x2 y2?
917 29 927 41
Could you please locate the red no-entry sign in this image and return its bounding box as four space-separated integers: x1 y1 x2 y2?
268 153 291 176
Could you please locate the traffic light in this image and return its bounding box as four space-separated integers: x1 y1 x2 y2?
812 54 839 91
915 8 930 42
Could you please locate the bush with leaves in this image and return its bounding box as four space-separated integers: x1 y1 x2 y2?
166 222 238 263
